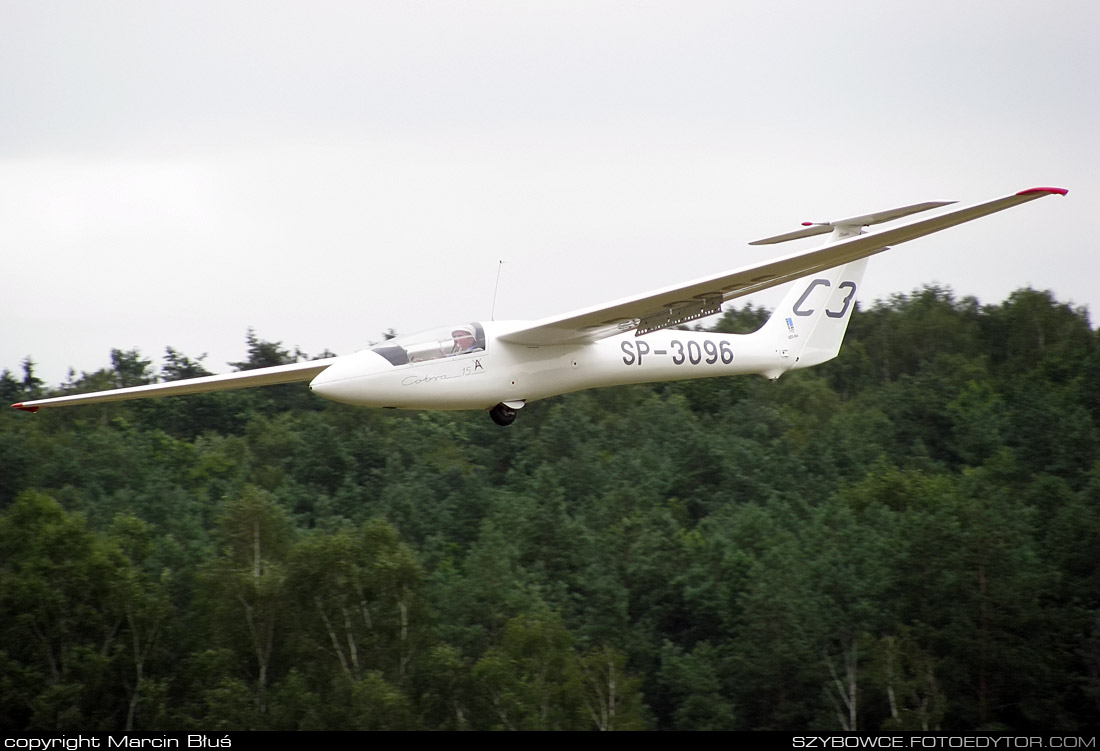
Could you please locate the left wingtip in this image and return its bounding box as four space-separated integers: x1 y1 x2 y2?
1016 186 1068 196
11 403 39 413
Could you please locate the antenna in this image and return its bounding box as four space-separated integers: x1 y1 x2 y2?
490 260 505 321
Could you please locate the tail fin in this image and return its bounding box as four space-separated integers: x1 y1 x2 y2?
756 257 868 378
752 206 881 378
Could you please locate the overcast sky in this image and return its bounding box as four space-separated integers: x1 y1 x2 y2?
3 1 1097 386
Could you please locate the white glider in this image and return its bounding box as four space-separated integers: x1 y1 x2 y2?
12 187 1067 425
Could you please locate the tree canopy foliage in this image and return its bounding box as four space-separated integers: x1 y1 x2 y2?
2 287 1098 731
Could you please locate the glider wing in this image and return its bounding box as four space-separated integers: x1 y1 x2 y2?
12 358 338 412
498 187 1067 346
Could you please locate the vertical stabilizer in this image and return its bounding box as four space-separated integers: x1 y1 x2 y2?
755 257 868 379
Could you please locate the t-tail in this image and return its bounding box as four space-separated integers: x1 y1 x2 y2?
748 198 957 379
744 187 1067 378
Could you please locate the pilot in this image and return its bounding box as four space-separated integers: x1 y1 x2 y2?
450 326 479 355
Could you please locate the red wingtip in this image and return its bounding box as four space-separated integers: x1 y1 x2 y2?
801 222 814 226
1016 186 1068 196
12 403 39 413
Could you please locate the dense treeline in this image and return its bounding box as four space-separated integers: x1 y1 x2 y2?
1 287 1098 731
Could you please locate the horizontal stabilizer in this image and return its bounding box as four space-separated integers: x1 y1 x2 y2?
750 201 956 245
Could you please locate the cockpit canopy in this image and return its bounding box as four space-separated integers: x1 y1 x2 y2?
370 322 486 366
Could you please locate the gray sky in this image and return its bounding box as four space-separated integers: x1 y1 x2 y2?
3 1 1097 386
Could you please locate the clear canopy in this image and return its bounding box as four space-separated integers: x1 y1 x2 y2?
370 322 486 366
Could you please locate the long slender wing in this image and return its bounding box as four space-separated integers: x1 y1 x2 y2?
498 187 1067 346
12 358 339 412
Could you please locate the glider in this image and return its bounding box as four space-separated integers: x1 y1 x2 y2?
12 187 1067 425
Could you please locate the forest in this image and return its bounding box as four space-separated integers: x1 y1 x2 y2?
1 285 1098 732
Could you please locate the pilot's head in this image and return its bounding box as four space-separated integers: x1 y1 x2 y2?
452 327 475 352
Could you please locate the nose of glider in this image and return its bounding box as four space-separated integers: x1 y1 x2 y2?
309 350 391 405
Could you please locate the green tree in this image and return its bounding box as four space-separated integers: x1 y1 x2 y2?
22 357 45 399
161 348 213 381
199 486 293 723
230 329 297 371
1 368 23 403
286 519 427 686
107 514 173 730
577 643 646 730
472 613 585 730
0 492 129 730
110 349 155 388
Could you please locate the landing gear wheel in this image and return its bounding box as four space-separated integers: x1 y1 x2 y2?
489 402 518 426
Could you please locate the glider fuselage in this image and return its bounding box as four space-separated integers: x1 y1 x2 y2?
308 323 791 411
